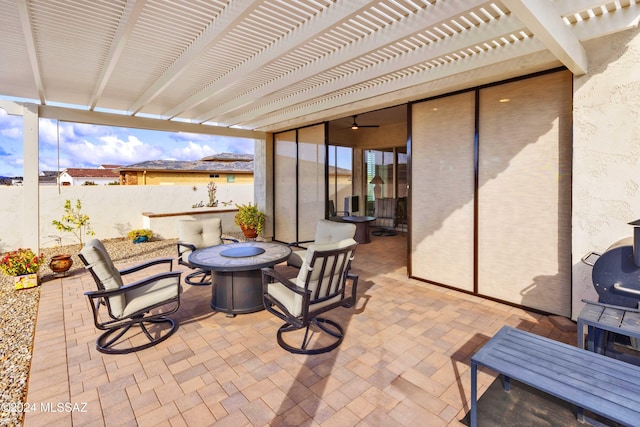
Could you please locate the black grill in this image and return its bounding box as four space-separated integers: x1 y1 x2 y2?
584 219 640 308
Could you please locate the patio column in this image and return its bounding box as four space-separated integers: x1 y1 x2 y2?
23 103 40 251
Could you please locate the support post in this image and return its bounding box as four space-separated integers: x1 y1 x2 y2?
23 103 40 251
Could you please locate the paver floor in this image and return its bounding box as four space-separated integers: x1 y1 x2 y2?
23 233 576 426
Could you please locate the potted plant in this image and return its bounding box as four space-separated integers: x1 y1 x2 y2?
0 248 45 289
128 229 153 243
235 203 265 239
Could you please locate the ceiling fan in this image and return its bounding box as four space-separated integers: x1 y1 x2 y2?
350 115 379 130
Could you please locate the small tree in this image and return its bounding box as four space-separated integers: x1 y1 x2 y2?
52 199 95 248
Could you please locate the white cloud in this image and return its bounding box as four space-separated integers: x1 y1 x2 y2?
0 109 23 141
1 116 256 176
38 119 59 145
63 134 164 166
171 141 218 161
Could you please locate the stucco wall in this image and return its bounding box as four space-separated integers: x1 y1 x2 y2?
572 26 640 319
0 183 253 251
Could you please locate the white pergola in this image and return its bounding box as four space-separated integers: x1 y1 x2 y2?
2 0 638 131
1 0 639 249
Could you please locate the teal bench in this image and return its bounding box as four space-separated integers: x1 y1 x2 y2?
470 326 640 427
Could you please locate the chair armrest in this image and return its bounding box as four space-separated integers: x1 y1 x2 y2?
119 257 174 275
261 267 309 297
177 241 196 255
85 271 182 299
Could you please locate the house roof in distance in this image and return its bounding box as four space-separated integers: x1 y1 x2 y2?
120 154 254 174
63 168 120 179
200 153 253 162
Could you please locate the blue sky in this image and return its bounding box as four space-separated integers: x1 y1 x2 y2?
0 108 255 177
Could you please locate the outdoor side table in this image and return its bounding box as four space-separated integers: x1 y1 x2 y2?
189 242 291 317
341 216 376 244
577 301 640 354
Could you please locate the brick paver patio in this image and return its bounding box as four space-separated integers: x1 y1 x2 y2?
24 233 576 426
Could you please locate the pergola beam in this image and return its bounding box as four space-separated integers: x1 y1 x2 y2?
16 0 45 104
196 0 491 125
127 0 263 116
89 0 146 110
502 0 588 75
166 0 374 121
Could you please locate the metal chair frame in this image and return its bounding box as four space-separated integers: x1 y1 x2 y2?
262 242 358 354
80 252 182 354
177 237 237 285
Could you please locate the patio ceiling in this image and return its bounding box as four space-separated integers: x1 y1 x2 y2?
1 0 638 133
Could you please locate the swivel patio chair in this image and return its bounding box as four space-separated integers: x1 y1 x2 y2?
262 238 359 354
177 217 238 285
328 199 349 220
79 239 182 354
287 219 356 268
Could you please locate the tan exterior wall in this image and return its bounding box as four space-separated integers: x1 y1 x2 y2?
0 183 254 251
122 171 253 185
572 26 640 319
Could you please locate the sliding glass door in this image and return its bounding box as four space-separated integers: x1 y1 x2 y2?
328 145 353 215
273 124 325 243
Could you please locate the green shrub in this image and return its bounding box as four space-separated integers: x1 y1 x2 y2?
127 229 153 242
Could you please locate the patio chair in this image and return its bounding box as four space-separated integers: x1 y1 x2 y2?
371 197 398 236
287 219 356 268
262 238 359 354
177 217 238 285
79 239 182 354
328 199 349 220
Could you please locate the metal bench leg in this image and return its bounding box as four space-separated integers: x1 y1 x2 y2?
503 375 510 392
471 362 478 427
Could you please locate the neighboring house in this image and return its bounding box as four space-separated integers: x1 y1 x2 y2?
0 176 19 185
119 153 254 185
58 167 120 186
38 171 58 186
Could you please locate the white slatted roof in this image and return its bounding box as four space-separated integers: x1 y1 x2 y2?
1 0 638 132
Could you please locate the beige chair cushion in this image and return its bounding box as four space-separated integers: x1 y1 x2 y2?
80 239 126 317
122 276 180 318
269 238 356 317
288 220 356 268
178 218 223 262
314 219 356 243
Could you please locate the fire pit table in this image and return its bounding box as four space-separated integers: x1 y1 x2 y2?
189 242 291 317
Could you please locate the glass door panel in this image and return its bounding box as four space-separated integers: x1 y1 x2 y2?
297 125 325 243
328 145 353 215
274 130 297 243
410 92 476 292
365 149 394 214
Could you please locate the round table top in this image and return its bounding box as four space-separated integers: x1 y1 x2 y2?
342 215 376 223
188 241 291 272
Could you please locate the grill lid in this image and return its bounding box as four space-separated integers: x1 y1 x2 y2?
591 220 640 308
